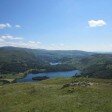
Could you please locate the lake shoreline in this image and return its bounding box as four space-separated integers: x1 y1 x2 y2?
0 68 80 84
17 70 80 83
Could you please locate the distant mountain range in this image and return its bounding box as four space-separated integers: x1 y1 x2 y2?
0 46 93 74
0 46 112 78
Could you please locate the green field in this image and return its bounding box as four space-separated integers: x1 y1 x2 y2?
0 78 112 112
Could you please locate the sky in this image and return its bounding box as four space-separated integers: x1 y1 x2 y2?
0 0 112 51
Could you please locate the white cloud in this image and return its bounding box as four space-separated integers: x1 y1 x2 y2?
0 35 66 50
15 25 21 28
0 35 112 52
0 35 23 40
0 23 22 29
6 23 11 28
0 38 4 42
0 37 112 51
88 20 106 27
29 41 41 44
0 35 42 49
0 23 11 29
28 41 36 44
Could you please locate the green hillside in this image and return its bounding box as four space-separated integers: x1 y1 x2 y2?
81 54 112 78
0 46 92 74
0 77 112 112
1 47 112 79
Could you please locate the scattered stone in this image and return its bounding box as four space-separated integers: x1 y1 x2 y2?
88 82 94 86
61 82 94 89
61 83 70 88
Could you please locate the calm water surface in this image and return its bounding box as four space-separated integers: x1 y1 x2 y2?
17 70 80 83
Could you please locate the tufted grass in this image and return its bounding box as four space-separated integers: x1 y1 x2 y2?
0 77 112 112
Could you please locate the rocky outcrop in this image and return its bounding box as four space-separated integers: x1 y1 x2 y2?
61 82 93 89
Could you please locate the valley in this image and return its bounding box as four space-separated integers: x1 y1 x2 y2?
0 47 112 112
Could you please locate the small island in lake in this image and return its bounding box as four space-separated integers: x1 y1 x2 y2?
32 76 49 81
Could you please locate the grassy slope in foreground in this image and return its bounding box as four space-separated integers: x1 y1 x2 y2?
0 78 112 112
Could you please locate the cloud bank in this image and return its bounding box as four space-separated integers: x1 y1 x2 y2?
0 34 112 52
0 35 23 40
0 34 42 49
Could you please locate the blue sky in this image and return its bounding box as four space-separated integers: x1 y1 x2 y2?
0 0 112 51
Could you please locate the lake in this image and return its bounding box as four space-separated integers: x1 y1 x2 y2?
17 70 80 83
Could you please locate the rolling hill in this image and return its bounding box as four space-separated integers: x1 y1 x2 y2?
0 46 112 78
0 46 93 74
